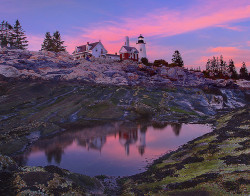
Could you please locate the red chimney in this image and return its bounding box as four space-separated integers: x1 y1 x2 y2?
87 42 89 45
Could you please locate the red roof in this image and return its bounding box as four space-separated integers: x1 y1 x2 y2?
75 42 100 53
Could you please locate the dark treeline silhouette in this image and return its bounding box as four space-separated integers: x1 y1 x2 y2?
41 31 66 52
203 55 249 80
142 50 184 67
0 20 28 49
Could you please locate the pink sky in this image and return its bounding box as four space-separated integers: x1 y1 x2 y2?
4 0 249 69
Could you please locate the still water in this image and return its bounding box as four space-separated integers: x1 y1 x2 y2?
15 122 212 176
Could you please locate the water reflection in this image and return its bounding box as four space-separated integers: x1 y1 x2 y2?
14 122 211 176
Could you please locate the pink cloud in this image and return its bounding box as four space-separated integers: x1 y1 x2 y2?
215 24 243 31
25 0 250 70
198 46 250 70
70 2 250 53
59 0 250 67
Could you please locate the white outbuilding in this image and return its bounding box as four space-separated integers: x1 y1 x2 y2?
73 41 108 60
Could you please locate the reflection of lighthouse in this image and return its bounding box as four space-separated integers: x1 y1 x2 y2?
119 129 138 156
137 125 147 156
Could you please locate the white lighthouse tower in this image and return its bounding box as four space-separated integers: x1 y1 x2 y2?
136 34 147 61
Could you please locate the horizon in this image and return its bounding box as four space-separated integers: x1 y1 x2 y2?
1 0 250 69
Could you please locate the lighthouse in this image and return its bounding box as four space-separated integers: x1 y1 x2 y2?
136 34 147 61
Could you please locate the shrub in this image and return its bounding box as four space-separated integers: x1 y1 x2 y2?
153 59 168 67
141 57 149 65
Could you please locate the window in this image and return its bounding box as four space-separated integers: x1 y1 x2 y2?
140 48 142 51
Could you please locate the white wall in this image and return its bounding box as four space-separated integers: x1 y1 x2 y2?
137 43 147 60
91 43 107 58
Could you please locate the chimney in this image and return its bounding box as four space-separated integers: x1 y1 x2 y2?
115 52 117 55
87 42 89 45
125 36 129 47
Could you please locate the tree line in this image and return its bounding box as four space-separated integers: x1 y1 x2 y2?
0 20 28 49
0 19 66 52
141 50 184 67
204 55 249 80
41 31 66 52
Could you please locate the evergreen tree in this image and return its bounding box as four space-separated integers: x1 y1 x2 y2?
41 32 54 51
228 59 238 79
206 59 211 71
12 20 28 49
211 56 216 72
52 31 66 52
0 20 14 47
41 31 66 52
172 50 184 67
219 55 227 77
239 62 248 79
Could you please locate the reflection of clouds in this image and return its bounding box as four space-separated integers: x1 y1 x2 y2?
16 121 184 165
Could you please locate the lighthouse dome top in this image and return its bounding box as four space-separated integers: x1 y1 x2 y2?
138 34 144 38
137 34 145 44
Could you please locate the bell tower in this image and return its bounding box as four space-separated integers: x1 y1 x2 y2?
136 34 147 61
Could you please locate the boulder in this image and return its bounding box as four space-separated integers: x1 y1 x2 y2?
236 79 250 90
0 65 20 77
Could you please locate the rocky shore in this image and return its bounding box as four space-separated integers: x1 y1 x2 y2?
1 48 249 89
0 102 249 195
119 106 250 195
0 48 249 195
0 80 248 156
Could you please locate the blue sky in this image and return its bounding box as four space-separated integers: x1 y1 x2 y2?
1 0 250 69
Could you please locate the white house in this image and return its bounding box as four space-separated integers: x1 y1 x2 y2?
73 41 108 60
104 53 120 61
119 36 139 61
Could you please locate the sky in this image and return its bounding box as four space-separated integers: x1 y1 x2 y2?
1 0 250 69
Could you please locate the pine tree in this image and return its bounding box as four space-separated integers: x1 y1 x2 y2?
52 31 66 52
172 50 184 67
239 62 248 79
206 59 211 71
228 59 238 79
0 21 7 47
211 56 216 72
41 32 54 51
41 31 66 52
0 20 14 47
219 55 227 77
12 20 28 49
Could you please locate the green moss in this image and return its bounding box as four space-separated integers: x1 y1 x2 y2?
175 160 223 182
85 101 124 119
194 135 217 144
169 106 197 116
